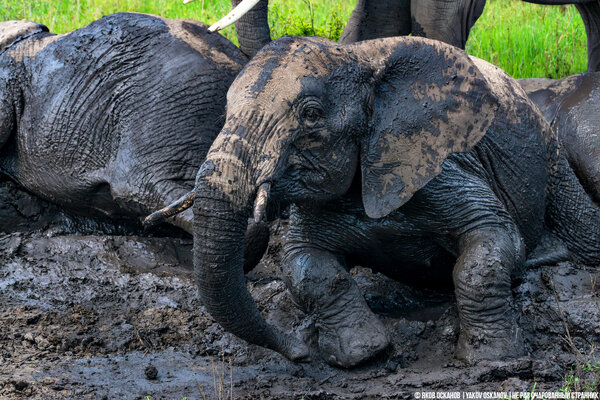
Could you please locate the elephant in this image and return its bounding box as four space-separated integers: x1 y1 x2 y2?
0 13 269 269
520 73 600 206
213 0 600 72
183 35 600 368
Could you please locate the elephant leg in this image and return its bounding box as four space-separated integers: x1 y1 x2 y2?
232 0 271 57
282 248 390 368
340 0 411 44
453 227 526 364
576 2 600 72
411 0 486 49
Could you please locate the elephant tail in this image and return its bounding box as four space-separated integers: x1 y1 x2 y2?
143 190 196 228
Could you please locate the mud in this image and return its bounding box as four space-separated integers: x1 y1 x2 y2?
1 179 599 399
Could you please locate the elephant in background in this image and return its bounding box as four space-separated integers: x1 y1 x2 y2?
520 73 600 206
219 0 600 71
343 0 600 71
187 35 600 368
0 13 268 269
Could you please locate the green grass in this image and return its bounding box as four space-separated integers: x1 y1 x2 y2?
0 0 588 78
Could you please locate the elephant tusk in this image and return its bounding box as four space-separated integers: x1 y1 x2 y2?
253 182 270 224
208 0 262 32
183 0 195 4
143 190 196 228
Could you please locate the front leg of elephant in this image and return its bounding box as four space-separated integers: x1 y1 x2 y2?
282 248 389 368
453 227 526 364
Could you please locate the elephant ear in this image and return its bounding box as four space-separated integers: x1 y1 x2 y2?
0 21 49 52
357 37 498 219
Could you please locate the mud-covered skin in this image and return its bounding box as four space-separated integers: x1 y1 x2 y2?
192 35 600 368
1 194 598 398
0 13 247 234
520 73 600 205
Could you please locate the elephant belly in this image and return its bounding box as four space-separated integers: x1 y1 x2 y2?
347 232 455 290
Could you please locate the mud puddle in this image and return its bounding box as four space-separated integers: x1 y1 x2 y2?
1 181 599 399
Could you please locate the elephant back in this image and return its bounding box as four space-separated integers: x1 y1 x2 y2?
0 21 48 53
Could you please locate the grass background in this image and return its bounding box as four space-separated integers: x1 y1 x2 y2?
0 0 588 78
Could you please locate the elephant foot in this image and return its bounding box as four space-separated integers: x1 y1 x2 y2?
316 297 390 368
455 324 525 365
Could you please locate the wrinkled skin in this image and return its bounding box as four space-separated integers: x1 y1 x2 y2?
192 35 600 368
0 13 269 270
230 0 270 57
520 74 600 207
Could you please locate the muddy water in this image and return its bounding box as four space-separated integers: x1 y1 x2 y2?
0 180 599 399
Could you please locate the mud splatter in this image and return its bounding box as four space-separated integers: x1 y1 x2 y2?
0 182 598 398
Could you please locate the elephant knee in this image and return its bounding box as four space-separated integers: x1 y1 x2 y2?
282 250 353 313
452 228 523 325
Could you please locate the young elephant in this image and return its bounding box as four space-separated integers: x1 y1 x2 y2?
520 74 600 206
0 13 244 232
190 35 600 368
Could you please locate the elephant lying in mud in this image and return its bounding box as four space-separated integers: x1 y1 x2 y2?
0 13 270 268
179 36 600 368
520 74 600 207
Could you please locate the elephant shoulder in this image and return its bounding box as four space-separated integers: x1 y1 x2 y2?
152 16 248 70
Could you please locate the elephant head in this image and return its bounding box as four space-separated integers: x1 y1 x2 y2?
193 35 499 360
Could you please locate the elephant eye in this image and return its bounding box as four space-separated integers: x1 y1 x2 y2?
300 100 323 127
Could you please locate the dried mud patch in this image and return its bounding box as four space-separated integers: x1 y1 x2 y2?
0 182 599 399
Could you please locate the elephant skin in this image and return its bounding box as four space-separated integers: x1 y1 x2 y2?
191 35 600 368
0 13 272 271
520 74 600 207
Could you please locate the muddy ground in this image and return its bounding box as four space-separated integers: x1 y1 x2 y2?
0 179 599 400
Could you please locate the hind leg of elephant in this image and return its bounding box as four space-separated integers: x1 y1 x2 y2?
340 0 411 44
453 227 526 364
282 248 390 368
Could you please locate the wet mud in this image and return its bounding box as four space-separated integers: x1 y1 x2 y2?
0 179 599 399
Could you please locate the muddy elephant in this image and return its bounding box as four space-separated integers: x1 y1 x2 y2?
182 35 600 368
520 73 600 207
0 13 271 269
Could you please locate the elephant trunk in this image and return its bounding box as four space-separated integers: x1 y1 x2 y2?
193 143 308 361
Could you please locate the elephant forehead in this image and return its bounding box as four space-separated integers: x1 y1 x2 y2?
0 20 48 52
227 37 345 109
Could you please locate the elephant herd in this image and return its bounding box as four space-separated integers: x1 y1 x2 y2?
0 0 599 369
